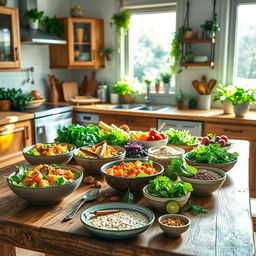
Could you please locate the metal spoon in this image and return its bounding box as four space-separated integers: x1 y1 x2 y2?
63 188 100 221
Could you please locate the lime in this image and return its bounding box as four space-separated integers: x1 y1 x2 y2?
165 200 180 214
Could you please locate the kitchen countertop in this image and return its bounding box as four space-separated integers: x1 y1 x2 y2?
74 104 256 125
0 111 35 126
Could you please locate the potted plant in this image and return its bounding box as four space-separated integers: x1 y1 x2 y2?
229 87 256 117
175 91 187 110
188 97 197 109
155 77 161 93
0 88 11 111
160 72 172 93
213 84 236 114
43 16 64 36
113 78 135 104
24 8 44 30
100 48 114 61
183 27 193 39
111 10 130 51
200 13 220 39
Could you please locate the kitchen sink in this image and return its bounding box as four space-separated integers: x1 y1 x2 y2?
107 104 172 112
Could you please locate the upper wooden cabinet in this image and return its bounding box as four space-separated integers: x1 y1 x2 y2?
0 6 20 70
49 18 104 69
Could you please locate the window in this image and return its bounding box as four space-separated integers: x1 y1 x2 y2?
126 9 176 84
230 1 256 88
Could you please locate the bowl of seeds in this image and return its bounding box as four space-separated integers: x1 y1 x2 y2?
180 166 226 196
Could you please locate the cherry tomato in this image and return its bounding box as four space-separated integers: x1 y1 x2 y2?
197 137 203 142
218 139 226 147
202 137 210 145
147 135 155 141
155 134 162 141
149 130 158 137
159 133 166 139
220 135 228 142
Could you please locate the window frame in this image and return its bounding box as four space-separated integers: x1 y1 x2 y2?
227 0 256 85
122 5 177 82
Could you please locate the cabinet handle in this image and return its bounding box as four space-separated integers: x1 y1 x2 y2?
24 126 29 140
15 47 19 61
223 128 243 133
119 119 134 123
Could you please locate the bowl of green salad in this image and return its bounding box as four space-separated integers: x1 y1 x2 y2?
185 144 238 172
165 128 199 153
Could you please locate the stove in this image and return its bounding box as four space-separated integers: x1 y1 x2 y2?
21 104 73 143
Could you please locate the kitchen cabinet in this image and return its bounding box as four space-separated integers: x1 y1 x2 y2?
0 120 33 168
0 6 20 70
99 114 157 131
49 18 104 69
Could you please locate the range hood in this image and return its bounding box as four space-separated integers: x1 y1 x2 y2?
19 0 66 45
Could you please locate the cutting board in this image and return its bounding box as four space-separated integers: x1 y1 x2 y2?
62 82 79 102
70 96 101 105
80 71 97 96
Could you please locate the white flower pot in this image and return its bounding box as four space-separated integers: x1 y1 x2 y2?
233 104 249 117
223 100 233 114
28 19 39 30
198 95 211 110
110 93 119 104
163 83 171 93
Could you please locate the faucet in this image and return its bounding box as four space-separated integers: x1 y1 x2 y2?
144 82 151 105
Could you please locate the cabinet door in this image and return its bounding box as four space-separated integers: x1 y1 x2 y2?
100 114 157 131
0 7 20 69
68 18 96 67
0 120 33 168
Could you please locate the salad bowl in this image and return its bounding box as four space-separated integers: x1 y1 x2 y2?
23 143 76 165
7 165 83 205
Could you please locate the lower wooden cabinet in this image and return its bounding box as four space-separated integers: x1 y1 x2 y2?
0 120 33 168
99 114 157 131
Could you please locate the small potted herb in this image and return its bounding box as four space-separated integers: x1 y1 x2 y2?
175 90 187 110
229 87 256 117
213 84 236 114
24 8 44 30
160 72 172 93
155 77 161 93
111 10 130 51
0 88 11 111
43 16 64 36
200 13 220 39
100 48 114 61
183 27 193 39
113 78 136 104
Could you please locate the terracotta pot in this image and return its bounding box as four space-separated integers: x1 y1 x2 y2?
177 101 185 110
223 100 233 114
0 100 11 111
105 55 112 61
183 31 193 39
123 94 133 104
155 84 161 93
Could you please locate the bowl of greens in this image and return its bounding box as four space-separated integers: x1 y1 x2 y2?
165 128 199 152
185 144 238 172
23 143 76 165
7 164 83 205
143 176 192 212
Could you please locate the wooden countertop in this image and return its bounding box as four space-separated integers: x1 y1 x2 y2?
0 111 34 126
74 104 256 125
0 141 254 256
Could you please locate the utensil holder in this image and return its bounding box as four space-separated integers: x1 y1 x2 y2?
198 95 211 110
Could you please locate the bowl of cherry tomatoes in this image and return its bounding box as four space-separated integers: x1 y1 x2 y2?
129 129 168 149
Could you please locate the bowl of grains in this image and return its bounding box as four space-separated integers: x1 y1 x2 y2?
148 146 185 173
180 166 226 196
158 214 190 237
80 202 155 239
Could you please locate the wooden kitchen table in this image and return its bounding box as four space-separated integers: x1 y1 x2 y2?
0 141 254 256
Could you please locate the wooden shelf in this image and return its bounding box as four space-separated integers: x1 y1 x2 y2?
74 42 91 45
182 38 215 44
181 62 214 67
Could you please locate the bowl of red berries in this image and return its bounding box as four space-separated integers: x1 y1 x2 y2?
129 129 168 149
198 134 233 150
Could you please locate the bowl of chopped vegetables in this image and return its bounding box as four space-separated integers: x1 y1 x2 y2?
74 141 126 176
143 176 192 212
165 128 199 153
180 166 226 196
185 144 238 172
23 143 76 165
100 160 164 191
7 164 83 205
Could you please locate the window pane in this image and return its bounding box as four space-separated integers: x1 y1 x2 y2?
233 3 256 88
129 12 176 83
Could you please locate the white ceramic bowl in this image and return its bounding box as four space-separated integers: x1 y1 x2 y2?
129 138 168 149
180 166 226 196
143 184 191 212
158 214 190 237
